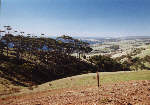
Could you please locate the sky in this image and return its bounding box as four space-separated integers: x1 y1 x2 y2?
0 0 150 37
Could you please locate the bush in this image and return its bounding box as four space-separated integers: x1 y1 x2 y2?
89 55 128 72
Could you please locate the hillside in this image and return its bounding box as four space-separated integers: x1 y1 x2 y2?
0 71 150 105
0 29 129 98
0 27 150 105
0 30 96 96
0 70 150 97
0 53 95 97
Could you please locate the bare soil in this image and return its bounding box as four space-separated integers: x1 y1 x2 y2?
0 80 150 105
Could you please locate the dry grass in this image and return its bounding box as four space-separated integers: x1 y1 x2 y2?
27 70 150 92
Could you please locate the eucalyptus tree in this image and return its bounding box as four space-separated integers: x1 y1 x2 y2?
0 30 5 55
12 35 21 60
19 33 25 61
0 39 5 55
2 33 13 57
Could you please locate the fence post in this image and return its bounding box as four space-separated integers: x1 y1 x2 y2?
96 71 99 87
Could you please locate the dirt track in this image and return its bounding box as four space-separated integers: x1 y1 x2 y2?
0 80 150 105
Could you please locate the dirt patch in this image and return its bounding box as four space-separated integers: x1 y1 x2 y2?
0 80 150 105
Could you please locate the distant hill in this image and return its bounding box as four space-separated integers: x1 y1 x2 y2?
123 36 150 40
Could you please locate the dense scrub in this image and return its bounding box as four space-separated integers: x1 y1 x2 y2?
89 55 130 72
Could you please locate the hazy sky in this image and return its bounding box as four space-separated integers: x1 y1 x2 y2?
0 0 150 37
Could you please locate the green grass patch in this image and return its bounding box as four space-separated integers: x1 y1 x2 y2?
40 70 150 90
1 70 150 97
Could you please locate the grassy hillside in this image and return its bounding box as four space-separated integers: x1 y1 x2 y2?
29 70 150 91
0 53 94 97
0 70 150 97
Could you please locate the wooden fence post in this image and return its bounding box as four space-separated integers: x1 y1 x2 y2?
96 72 99 87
